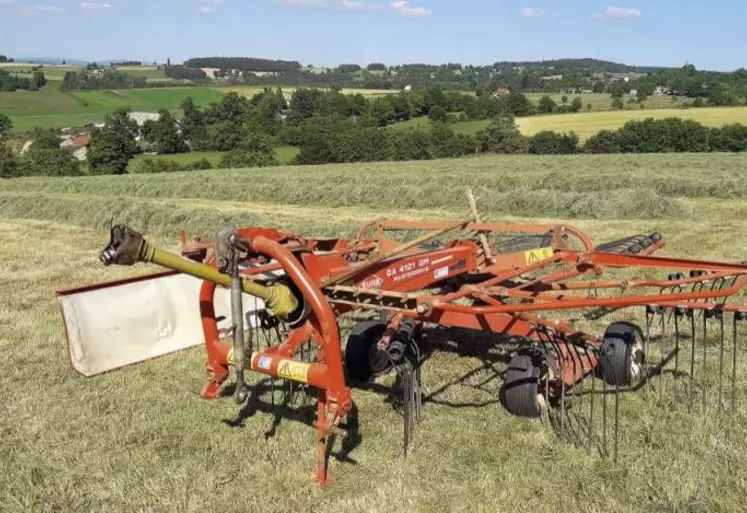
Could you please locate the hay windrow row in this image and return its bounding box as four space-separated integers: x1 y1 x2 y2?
3 153 744 203
0 181 683 239
0 194 360 239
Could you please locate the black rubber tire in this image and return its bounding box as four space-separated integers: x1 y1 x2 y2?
344 320 391 383
501 347 547 418
597 321 644 386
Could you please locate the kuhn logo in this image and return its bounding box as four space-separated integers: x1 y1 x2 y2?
359 276 384 289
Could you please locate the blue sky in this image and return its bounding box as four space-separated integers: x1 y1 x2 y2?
0 0 745 70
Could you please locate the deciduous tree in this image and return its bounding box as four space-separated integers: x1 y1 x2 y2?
87 108 139 174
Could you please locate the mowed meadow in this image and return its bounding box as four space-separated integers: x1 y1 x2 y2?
1 153 747 512
0 86 226 131
390 105 747 141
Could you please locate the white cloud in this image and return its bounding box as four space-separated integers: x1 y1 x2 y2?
81 2 113 9
592 5 641 19
522 6 544 18
279 0 327 4
197 0 223 13
390 0 429 17
26 4 65 10
279 0 430 17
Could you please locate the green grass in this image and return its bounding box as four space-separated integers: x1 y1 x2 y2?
127 146 301 172
1 85 226 131
68 87 225 112
114 66 167 80
0 153 747 511
274 145 301 164
388 117 431 130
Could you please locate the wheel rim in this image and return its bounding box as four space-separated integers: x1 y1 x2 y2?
629 338 645 381
367 342 391 375
535 392 547 415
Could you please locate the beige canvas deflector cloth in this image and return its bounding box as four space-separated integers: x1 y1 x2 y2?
57 271 266 377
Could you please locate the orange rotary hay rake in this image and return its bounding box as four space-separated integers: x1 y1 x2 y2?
58 192 747 485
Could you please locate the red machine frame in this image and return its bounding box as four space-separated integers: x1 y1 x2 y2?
171 217 747 485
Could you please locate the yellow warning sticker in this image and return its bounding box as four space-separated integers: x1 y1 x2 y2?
277 359 311 384
524 246 554 265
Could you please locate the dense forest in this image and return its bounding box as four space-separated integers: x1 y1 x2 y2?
183 57 302 72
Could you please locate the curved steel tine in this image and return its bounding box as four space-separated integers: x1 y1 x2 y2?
703 310 710 411
689 310 696 411
645 307 654 398
719 311 725 411
558 339 567 442
734 312 747 414
602 350 608 459
567 339 584 448
673 308 684 402
588 343 597 456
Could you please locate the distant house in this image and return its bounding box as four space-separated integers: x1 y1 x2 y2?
629 89 638 96
493 87 510 96
403 84 412 92
128 111 160 126
653 86 671 96
59 134 90 161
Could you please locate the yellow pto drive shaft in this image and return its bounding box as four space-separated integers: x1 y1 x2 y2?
99 224 298 322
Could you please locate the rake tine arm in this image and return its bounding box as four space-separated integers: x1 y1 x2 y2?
580 251 747 274
431 275 747 315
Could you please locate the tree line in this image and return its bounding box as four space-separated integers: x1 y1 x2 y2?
5 86 747 179
181 56 747 108
183 57 301 73
164 65 208 81
61 70 148 90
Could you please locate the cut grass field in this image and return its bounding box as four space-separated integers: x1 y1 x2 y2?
1 153 747 511
515 106 747 141
127 146 301 171
390 106 747 142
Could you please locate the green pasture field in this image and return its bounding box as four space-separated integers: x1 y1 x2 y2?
127 146 301 171
524 92 691 112
1 153 746 512
0 85 225 131
114 66 168 80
